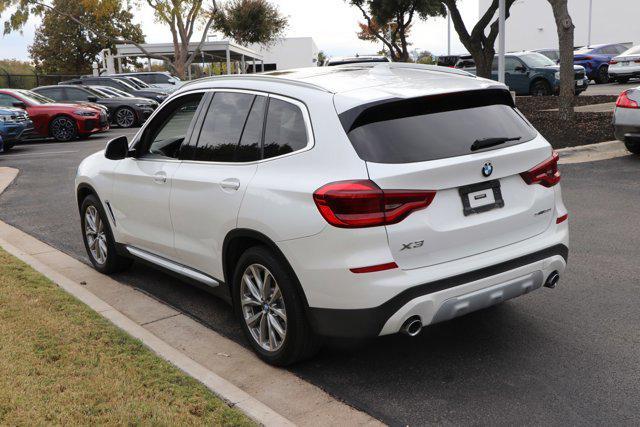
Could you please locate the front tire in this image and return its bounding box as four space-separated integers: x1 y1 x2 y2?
530 80 551 96
233 246 320 366
114 107 137 128
80 194 132 274
49 116 77 142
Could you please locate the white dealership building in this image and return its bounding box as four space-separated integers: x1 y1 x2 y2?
479 0 640 51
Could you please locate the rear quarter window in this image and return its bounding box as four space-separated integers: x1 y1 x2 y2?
340 90 537 164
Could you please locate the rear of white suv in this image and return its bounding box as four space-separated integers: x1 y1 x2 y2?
76 64 568 366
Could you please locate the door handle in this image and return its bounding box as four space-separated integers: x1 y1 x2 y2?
153 172 167 184
220 178 241 191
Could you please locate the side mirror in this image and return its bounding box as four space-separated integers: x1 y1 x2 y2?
12 101 26 109
105 135 129 160
87 96 98 102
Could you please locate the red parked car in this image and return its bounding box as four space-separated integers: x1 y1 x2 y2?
0 89 109 141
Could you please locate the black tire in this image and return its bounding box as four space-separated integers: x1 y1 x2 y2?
49 115 78 142
595 66 609 84
232 246 320 366
114 107 137 128
625 141 640 155
80 194 132 274
2 141 13 152
616 77 630 84
530 79 551 96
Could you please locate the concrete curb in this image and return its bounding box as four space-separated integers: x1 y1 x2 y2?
0 167 294 427
557 140 630 164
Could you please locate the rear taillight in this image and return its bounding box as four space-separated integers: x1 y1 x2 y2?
313 180 436 228
610 60 618 65
520 152 561 188
616 91 639 109
635 59 640 64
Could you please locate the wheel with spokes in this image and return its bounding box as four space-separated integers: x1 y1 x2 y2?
80 194 132 274
233 246 320 366
114 107 136 128
49 115 77 141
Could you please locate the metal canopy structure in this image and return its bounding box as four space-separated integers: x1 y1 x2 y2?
114 40 264 76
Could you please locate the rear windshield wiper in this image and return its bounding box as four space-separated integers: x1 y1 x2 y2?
471 136 521 152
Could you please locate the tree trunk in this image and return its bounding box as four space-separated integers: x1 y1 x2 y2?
548 0 575 121
473 48 495 79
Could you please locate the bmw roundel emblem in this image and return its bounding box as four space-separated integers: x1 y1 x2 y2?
482 162 493 177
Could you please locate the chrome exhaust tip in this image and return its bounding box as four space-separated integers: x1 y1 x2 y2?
401 316 423 337
545 271 560 289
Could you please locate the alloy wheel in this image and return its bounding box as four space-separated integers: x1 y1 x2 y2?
240 264 287 352
84 205 107 265
51 117 76 141
115 108 135 128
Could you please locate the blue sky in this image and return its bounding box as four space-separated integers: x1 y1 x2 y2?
0 0 478 62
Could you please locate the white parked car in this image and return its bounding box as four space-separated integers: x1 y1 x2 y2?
75 63 569 365
609 45 640 84
112 72 183 92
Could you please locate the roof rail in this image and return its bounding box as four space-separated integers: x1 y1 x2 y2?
379 62 476 78
180 73 333 93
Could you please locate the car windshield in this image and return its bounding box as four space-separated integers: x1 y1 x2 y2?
103 86 133 98
16 89 54 104
520 53 557 68
621 45 640 56
127 76 150 88
89 87 114 98
83 87 106 98
574 46 595 54
112 78 137 91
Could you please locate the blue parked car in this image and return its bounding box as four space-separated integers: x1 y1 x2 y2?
574 43 629 84
456 52 589 96
0 107 33 152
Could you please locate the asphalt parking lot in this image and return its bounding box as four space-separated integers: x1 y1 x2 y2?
1 130 640 425
583 80 639 96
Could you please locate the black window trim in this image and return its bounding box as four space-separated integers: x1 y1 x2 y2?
180 88 315 165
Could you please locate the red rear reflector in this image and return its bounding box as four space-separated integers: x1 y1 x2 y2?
520 152 561 188
350 262 398 274
609 60 618 65
616 91 639 109
313 180 436 228
556 213 568 224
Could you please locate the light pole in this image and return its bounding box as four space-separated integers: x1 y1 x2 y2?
587 0 593 47
447 6 451 55
498 0 505 83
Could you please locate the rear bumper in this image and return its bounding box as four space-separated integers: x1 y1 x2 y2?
613 108 640 142
307 245 568 337
608 65 640 78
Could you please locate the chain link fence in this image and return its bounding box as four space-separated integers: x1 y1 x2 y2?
0 69 80 89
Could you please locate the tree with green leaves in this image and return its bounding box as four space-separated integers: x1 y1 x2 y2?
1 0 287 78
440 0 516 78
29 0 144 74
213 0 287 46
347 0 446 62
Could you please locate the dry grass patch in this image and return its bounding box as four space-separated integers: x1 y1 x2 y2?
0 247 254 426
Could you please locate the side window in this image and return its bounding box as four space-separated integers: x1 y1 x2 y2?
615 45 627 54
505 57 521 72
190 92 256 162
66 88 89 101
237 96 267 162
0 93 18 107
263 98 308 159
139 92 204 159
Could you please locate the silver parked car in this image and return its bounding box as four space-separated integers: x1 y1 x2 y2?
613 87 640 154
609 45 640 84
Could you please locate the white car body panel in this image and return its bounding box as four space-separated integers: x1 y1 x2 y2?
75 63 569 340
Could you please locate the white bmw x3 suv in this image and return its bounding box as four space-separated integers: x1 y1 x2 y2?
76 63 569 365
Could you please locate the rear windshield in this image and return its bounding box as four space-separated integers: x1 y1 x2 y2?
340 90 537 164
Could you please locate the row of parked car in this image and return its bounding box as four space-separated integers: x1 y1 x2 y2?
451 43 640 97
0 72 182 150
